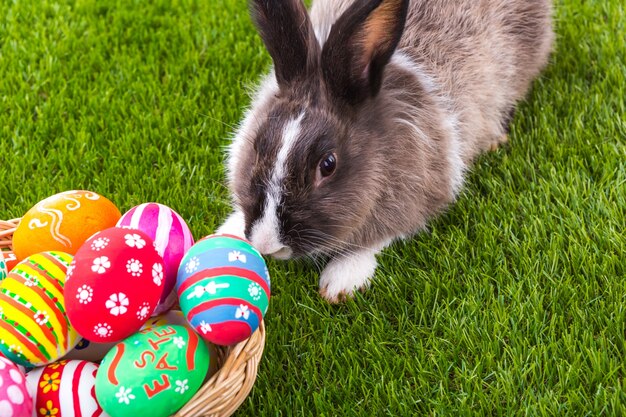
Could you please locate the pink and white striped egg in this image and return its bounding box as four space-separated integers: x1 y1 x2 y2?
26 360 108 417
0 356 31 417
117 203 194 314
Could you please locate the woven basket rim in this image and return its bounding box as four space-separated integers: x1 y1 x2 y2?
1 217 265 417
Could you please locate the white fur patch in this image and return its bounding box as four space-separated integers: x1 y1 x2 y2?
273 112 305 188
249 197 283 255
248 113 305 256
392 52 466 197
319 239 391 301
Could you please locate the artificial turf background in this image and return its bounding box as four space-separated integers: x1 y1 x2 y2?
1 0 624 415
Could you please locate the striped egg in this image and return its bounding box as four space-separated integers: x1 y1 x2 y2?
0 252 80 367
26 360 108 417
116 203 194 314
176 234 270 346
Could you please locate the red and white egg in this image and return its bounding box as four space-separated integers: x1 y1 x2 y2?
26 360 108 417
117 203 194 314
65 227 165 343
0 356 31 417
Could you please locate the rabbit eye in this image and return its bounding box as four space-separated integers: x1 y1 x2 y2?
318 153 337 178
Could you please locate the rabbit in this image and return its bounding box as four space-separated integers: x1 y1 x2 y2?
218 0 555 302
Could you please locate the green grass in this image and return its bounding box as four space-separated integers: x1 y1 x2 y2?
1 0 624 415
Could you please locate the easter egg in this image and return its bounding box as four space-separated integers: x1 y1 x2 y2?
176 234 270 346
116 203 194 315
13 190 122 261
0 252 7 281
0 252 80 367
26 360 108 417
65 227 165 343
0 356 31 417
96 325 210 417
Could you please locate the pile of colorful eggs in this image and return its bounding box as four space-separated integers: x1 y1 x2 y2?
0 190 270 417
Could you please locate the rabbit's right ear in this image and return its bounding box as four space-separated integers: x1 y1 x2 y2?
321 0 409 105
249 0 320 88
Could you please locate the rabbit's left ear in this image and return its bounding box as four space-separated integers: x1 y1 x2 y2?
249 0 320 88
321 0 409 105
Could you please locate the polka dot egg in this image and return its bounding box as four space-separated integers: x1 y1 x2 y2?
176 234 270 346
116 203 194 314
0 356 31 417
65 227 165 343
0 252 80 367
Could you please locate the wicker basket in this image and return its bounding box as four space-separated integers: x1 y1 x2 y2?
0 218 265 417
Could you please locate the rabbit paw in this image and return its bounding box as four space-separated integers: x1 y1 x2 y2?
319 251 379 303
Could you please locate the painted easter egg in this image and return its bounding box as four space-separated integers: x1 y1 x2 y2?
0 356 31 417
116 203 194 315
26 360 108 417
176 234 270 346
96 325 210 417
65 227 165 343
13 190 122 261
0 252 7 281
0 252 80 367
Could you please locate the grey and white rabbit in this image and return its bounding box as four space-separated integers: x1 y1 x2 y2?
218 0 554 302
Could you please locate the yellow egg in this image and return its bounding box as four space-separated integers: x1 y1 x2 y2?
0 251 80 367
13 190 121 261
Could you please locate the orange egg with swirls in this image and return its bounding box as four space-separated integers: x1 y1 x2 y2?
13 191 121 261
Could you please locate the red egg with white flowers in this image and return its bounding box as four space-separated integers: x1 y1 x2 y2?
65 227 165 343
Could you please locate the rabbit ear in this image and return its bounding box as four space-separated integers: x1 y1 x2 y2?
249 0 320 87
321 0 409 105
